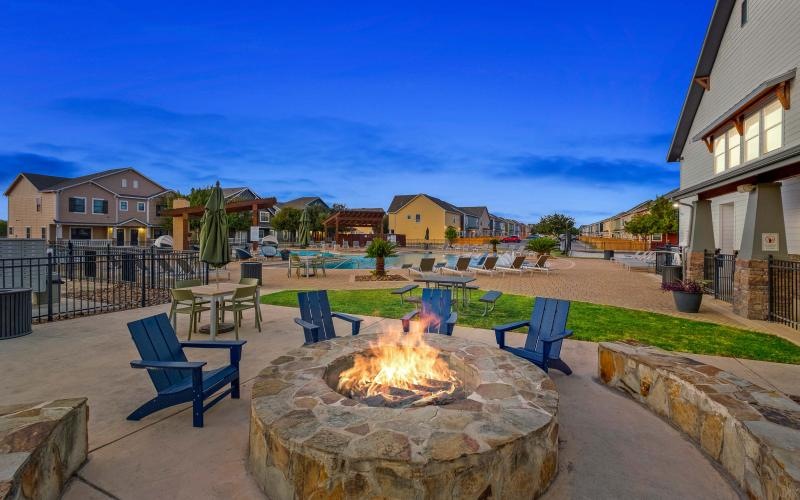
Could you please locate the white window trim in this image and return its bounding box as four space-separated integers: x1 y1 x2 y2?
132 180 139 188
763 99 784 154
121 178 128 188
137 201 146 212
92 198 108 215
68 196 87 214
259 211 270 223
119 200 129 212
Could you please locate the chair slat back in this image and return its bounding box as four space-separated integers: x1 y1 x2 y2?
419 257 435 272
483 256 498 270
420 288 452 334
176 279 202 288
128 314 188 392
455 257 471 271
239 278 259 286
298 290 337 342
171 288 195 302
525 298 570 359
233 285 257 300
512 255 526 269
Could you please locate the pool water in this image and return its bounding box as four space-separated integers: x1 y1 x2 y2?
289 251 487 270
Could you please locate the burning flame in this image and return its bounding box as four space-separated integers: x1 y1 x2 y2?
337 315 461 407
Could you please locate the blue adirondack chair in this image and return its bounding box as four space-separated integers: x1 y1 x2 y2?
401 288 457 335
127 313 246 427
493 297 573 374
294 290 363 344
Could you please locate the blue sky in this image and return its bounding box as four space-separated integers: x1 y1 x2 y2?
0 1 714 224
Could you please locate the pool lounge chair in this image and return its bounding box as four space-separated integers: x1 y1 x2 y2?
496 255 530 274
524 254 551 273
409 257 436 276
469 255 501 275
440 256 472 275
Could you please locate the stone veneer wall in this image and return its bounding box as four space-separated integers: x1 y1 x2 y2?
0 398 88 500
598 342 799 499
685 250 706 282
733 259 770 320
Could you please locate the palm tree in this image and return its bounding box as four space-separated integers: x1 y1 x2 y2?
365 238 397 277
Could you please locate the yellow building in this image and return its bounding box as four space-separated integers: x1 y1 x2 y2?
387 194 463 242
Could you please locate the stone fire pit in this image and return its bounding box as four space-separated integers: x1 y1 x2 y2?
248 334 559 499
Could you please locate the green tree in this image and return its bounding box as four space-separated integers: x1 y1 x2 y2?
647 196 679 235
444 226 459 246
624 213 656 242
534 213 575 236
365 238 397 277
272 207 302 240
0 220 6 237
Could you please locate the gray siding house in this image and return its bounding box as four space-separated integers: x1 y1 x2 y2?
668 0 800 320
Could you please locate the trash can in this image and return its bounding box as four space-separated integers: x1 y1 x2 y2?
662 265 683 285
280 249 291 261
0 289 33 339
603 249 614 260
240 262 262 285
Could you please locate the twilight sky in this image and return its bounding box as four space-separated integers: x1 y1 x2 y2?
0 1 714 224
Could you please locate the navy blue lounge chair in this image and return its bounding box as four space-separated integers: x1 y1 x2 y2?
401 288 457 335
127 313 246 427
235 247 254 260
294 290 363 344
493 297 573 374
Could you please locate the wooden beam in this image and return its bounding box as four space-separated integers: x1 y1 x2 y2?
733 115 744 135
694 76 710 91
777 81 791 110
702 136 714 153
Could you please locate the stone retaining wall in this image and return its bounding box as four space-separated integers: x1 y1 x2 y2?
598 341 799 499
0 398 88 500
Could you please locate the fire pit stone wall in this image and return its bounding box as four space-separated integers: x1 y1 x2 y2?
248 334 559 499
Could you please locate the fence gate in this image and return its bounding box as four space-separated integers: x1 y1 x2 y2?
769 256 800 329
703 251 736 303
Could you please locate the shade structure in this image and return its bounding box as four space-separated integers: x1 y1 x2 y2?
199 182 230 269
297 207 311 247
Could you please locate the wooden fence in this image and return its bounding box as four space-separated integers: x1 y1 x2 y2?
578 237 649 251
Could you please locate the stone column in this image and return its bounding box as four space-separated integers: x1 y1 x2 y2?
172 198 190 251
733 183 787 319
685 199 715 281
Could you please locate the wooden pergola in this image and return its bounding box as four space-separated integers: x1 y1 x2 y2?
323 208 385 241
163 197 277 250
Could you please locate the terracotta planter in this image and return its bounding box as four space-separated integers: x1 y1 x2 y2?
672 291 702 313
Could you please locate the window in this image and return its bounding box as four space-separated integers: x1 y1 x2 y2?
133 180 139 188
41 227 46 239
259 211 270 223
713 135 726 174
744 112 760 161
25 227 31 239
727 128 741 168
35 197 42 212
92 198 108 214
137 201 145 212
70 227 91 239
763 99 783 153
741 0 748 26
121 179 127 188
120 200 128 211
68 197 86 213
651 233 663 242
8 227 13 235
415 214 421 222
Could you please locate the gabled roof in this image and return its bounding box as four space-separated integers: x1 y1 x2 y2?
387 194 464 214
277 196 328 210
43 168 130 191
459 206 489 218
667 0 736 162
21 173 69 190
221 187 260 200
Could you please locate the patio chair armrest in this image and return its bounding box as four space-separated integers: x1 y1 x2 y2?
181 340 247 349
294 318 320 331
401 310 420 333
332 312 363 335
493 320 529 348
130 360 206 370
446 312 457 335
542 329 574 343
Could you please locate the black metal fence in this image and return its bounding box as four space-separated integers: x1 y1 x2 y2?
768 256 800 329
703 251 736 303
0 247 207 323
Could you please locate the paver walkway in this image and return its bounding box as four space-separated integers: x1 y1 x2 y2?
6 304 795 497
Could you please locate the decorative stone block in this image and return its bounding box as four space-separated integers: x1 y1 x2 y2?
733 259 770 320
248 334 559 499
598 342 800 499
0 398 88 500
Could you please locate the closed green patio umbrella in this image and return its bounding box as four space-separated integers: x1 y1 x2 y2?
297 207 311 247
199 181 230 284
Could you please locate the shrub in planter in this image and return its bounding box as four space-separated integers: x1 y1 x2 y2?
526 237 558 255
661 279 706 313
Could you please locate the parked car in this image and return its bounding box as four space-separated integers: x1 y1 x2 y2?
501 236 521 243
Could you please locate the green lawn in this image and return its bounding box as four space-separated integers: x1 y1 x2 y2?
262 288 800 364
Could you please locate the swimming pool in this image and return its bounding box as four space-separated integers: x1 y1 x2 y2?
289 251 484 270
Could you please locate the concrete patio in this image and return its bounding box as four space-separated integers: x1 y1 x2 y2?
5 301 800 498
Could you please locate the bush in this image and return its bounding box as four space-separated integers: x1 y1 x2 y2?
661 279 706 294
526 237 557 254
